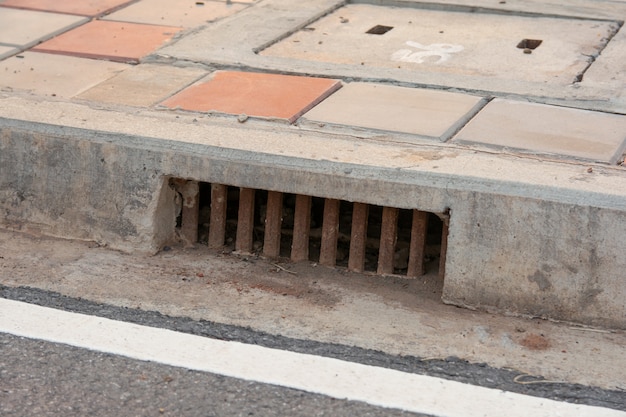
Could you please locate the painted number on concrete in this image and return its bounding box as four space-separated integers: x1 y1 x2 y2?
391 41 464 64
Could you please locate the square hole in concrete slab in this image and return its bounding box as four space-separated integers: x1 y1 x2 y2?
260 3 619 85
168 179 447 279
517 39 542 50
366 25 393 35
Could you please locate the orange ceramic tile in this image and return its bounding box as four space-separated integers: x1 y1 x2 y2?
161 71 342 123
31 20 182 64
0 0 134 17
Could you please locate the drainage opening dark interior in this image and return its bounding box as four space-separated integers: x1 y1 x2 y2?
171 180 448 279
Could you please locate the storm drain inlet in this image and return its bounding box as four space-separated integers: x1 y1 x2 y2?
170 180 448 278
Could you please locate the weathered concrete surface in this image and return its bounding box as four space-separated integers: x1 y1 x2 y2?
446 193 626 328
0 121 169 253
262 4 618 85
1 97 625 328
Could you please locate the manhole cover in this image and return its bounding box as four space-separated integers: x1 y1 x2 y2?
261 4 618 84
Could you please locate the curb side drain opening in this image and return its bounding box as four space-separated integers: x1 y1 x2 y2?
170 180 447 279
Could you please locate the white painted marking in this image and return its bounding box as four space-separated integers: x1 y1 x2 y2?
0 298 623 417
391 41 464 64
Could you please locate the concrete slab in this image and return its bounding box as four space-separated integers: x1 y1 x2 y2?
0 45 18 60
103 0 248 28
407 0 626 20
0 0 135 17
0 52 128 98
0 7 87 49
77 64 207 107
301 82 485 141
581 23 626 89
453 99 626 164
32 20 183 64
160 71 342 123
261 4 619 85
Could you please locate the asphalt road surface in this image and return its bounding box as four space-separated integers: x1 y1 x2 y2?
1 286 625 417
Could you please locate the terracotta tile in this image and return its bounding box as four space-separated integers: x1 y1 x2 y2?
0 0 134 17
77 64 207 107
453 99 626 164
161 71 342 123
104 0 247 28
0 8 86 48
302 82 484 141
31 20 183 63
0 45 19 60
0 51 128 97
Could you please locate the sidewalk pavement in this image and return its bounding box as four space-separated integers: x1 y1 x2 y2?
1 0 625 164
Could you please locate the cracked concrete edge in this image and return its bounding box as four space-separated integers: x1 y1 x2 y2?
153 0 626 113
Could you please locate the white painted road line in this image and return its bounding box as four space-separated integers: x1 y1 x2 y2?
0 298 623 417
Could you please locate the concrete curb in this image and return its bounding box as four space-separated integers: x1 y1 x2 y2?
2 106 625 328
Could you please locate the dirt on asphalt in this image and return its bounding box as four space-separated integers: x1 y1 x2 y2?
0 228 624 391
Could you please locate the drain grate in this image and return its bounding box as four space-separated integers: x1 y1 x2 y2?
170 180 448 278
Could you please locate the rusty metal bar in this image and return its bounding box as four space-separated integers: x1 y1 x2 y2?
291 194 312 262
348 202 368 272
208 184 227 249
236 187 255 253
377 206 399 275
179 180 199 244
319 198 340 266
439 220 449 280
407 210 428 277
263 191 283 258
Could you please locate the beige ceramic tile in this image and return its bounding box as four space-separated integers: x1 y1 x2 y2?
302 82 484 140
0 0 134 17
0 52 128 97
0 45 18 60
453 99 626 164
0 8 86 48
32 20 182 64
161 71 342 123
104 0 247 28
77 64 207 107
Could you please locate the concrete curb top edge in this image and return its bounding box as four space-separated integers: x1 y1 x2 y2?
2 115 625 212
